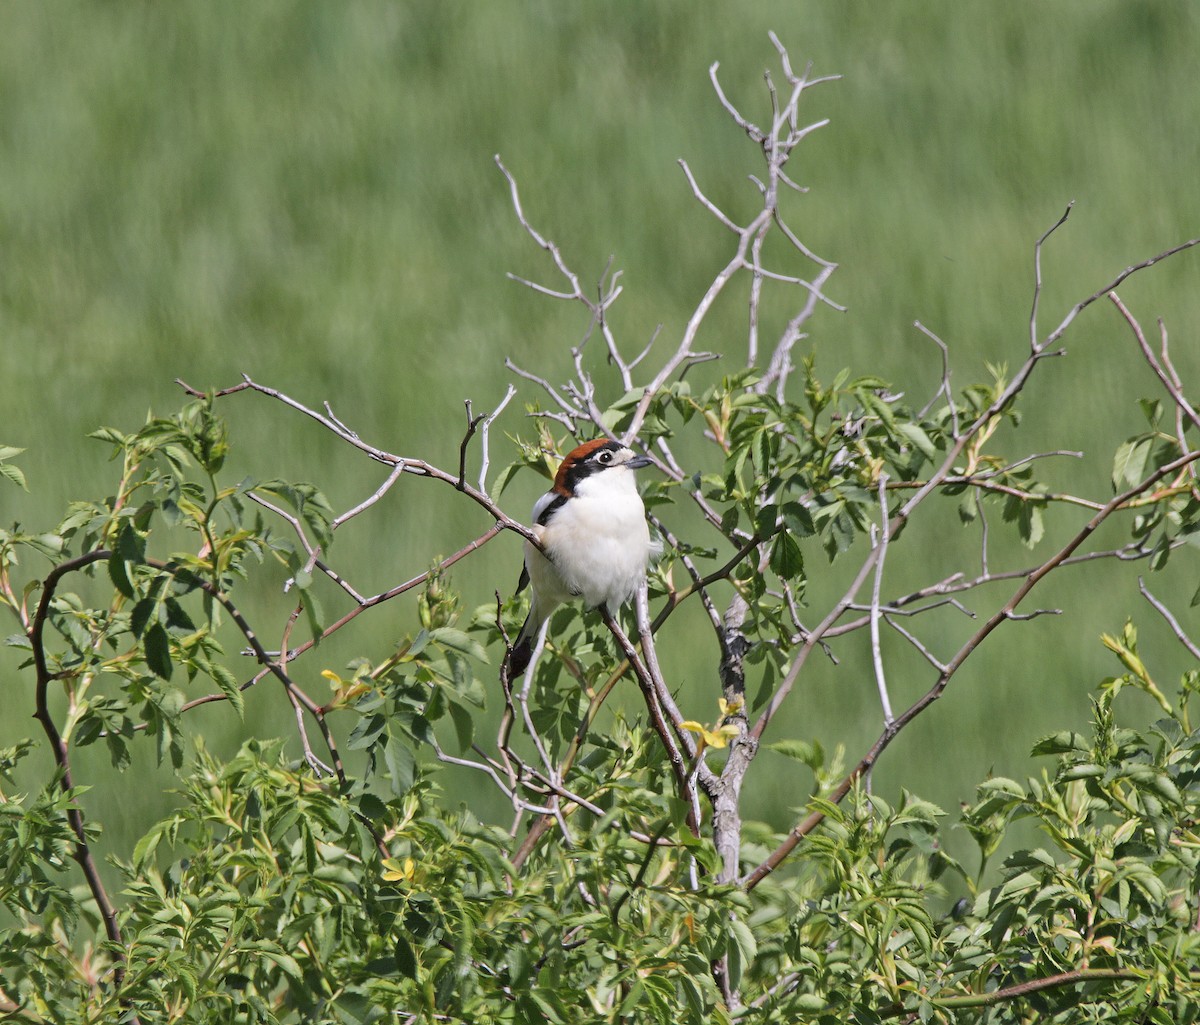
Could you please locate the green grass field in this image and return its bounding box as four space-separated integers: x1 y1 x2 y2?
3 2 1199 878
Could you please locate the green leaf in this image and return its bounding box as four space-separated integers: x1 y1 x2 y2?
0 460 27 491
727 915 757 992
1059 762 1104 781
448 700 475 752
770 531 804 580
117 522 146 563
429 627 488 663
751 427 773 477
857 387 898 431
358 792 387 821
976 776 1025 798
130 597 158 638
782 501 815 537
1005 495 1044 548
394 935 419 979
384 735 416 795
106 730 132 771
163 597 196 632
207 659 245 720
958 490 978 523
1031 730 1090 756
132 826 165 870
491 460 523 497
1112 437 1152 490
765 738 824 770
144 622 173 680
108 552 136 600
348 714 387 751
22 532 65 558
300 587 325 643
256 948 303 983
896 422 938 459
88 426 130 447
1138 398 1162 428
161 497 183 527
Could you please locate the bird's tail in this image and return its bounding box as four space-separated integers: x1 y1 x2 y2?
504 596 552 680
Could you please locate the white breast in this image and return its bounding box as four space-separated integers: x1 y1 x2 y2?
526 468 657 612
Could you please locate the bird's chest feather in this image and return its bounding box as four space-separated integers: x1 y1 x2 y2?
531 487 651 607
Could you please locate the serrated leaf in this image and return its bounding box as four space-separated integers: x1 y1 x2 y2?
728 916 757 990
1135 771 1182 807
160 497 183 526
106 731 131 771
1059 762 1104 781
117 522 146 563
1031 730 1090 756
425 684 447 722
976 776 1025 798
257 480 335 550
257 948 303 983
393 935 418 979
144 622 173 680
858 387 898 430
89 426 130 447
358 793 387 821
429 627 488 663
406 629 430 659
22 533 65 558
765 738 824 769
132 827 164 870
448 700 475 752
752 428 772 476
1012 499 1044 548
782 501 815 537
300 587 324 643
0 461 27 490
163 597 196 632
348 714 387 751
770 531 804 580
1112 437 1152 490
130 597 158 638
207 660 244 720
108 553 136 600
384 735 416 795
897 422 938 459
491 461 524 497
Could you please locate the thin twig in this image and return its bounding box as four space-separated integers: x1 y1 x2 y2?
1139 577 1200 660
869 473 894 725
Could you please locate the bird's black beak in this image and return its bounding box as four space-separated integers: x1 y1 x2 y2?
626 455 653 470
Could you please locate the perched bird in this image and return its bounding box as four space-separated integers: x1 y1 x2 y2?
505 439 658 678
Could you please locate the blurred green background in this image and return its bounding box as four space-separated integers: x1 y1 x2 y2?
2 2 1199 884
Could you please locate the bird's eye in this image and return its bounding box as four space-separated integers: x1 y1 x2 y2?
597 450 613 464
